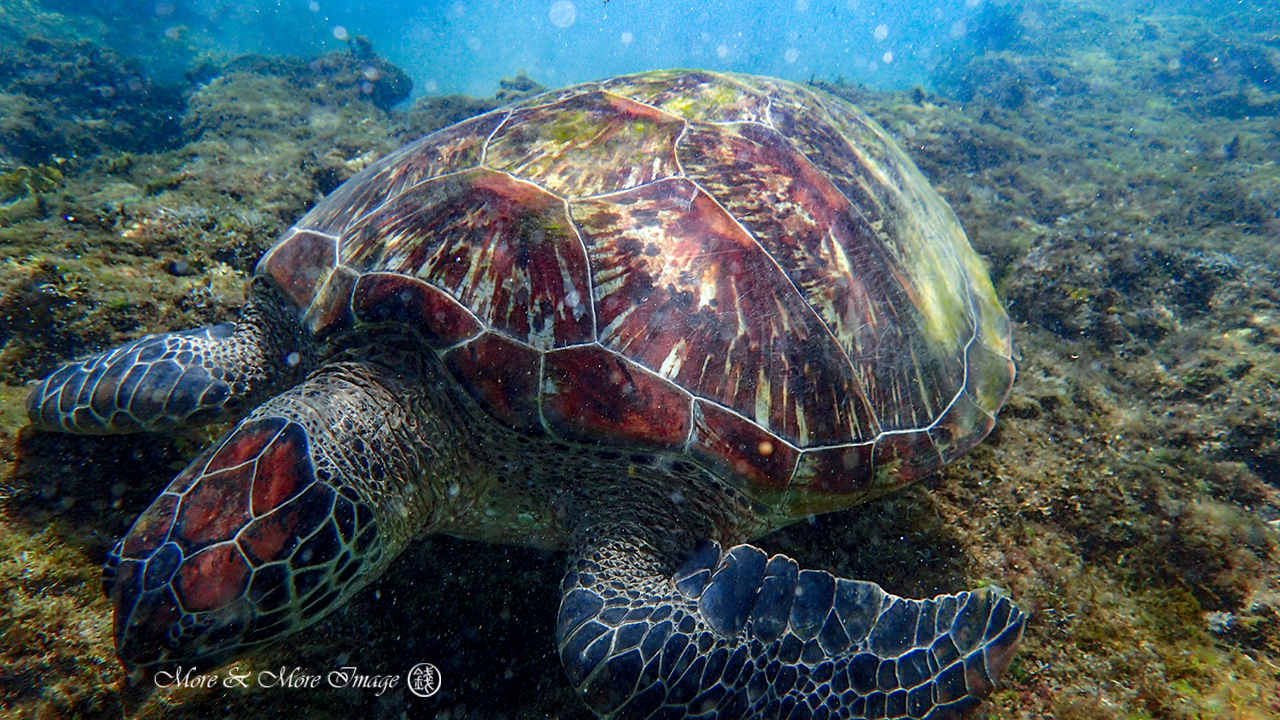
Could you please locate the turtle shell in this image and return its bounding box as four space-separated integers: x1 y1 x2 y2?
256 70 1014 518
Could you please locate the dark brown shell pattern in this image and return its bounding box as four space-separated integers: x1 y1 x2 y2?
256 70 1014 519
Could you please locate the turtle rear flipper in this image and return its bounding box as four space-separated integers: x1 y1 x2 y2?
26 281 306 434
558 533 1026 719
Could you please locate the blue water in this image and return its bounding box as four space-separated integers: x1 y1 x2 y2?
338 0 980 96
72 0 1014 97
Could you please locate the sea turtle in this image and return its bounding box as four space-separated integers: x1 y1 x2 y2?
27 70 1024 719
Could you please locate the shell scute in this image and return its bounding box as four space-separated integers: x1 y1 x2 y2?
680 115 978 437
871 431 945 489
256 229 337 310
964 343 1017 416
786 444 876 516
599 70 773 125
351 272 484 349
572 177 873 445
928 393 996 462
542 345 692 449
303 264 358 337
341 169 594 349
484 91 685 197
298 110 505 236
444 333 544 433
690 400 798 492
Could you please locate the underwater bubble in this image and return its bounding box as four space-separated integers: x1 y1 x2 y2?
874 24 889 42
620 30 634 45
784 47 800 64
549 0 577 28
333 25 349 41
882 50 894 63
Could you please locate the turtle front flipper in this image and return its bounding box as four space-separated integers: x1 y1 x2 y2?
26 280 306 434
558 531 1026 719
105 356 455 670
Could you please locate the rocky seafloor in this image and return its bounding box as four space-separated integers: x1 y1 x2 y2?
1 1 1279 718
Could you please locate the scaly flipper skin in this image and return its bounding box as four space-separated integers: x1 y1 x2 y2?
26 281 306 434
104 356 449 670
558 528 1025 720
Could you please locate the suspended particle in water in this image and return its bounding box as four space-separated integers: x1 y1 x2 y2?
333 25 349 41
784 47 800 64
882 50 894 63
621 30 633 44
949 20 967 38
308 1 319 11
873 24 889 41
549 0 577 28
717 43 729 58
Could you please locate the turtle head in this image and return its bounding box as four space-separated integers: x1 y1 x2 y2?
104 414 385 671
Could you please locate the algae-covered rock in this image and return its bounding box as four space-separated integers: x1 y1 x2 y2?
0 37 185 165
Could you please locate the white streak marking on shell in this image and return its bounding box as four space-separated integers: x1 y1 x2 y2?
796 402 809 446
755 365 771 429
659 339 687 379
598 304 637 346
595 271 628 300
698 275 717 310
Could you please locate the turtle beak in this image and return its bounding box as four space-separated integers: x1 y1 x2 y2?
105 538 256 672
